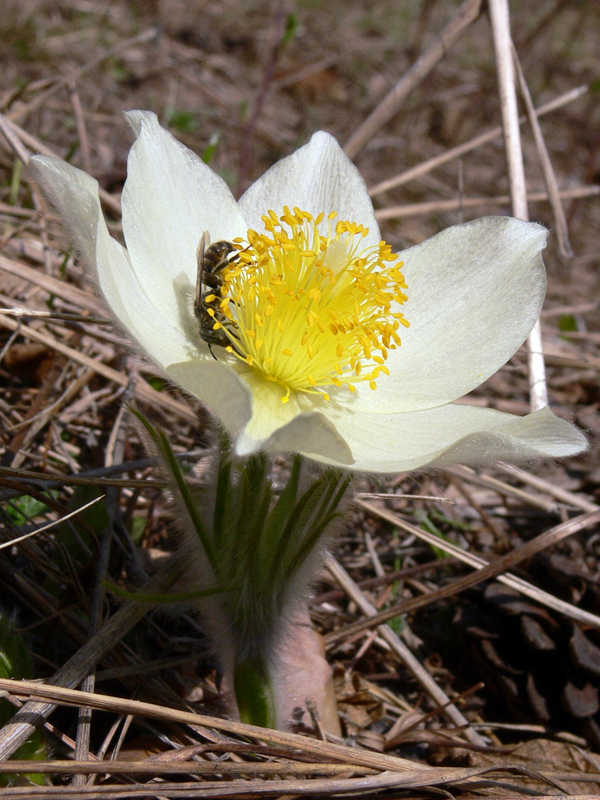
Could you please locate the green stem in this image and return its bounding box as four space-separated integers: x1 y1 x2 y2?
233 656 276 728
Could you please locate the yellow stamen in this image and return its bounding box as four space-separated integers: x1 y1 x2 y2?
213 208 409 401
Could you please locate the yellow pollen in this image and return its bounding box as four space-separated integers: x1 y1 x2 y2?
214 208 409 401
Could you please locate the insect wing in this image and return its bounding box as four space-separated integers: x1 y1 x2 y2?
195 230 211 311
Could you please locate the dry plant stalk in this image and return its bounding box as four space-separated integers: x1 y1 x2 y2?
489 0 548 411
344 0 483 159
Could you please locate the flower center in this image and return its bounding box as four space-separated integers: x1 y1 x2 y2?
209 206 409 403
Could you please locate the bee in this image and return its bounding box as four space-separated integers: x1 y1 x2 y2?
194 231 239 358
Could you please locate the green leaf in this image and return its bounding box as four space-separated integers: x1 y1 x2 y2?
202 133 220 165
257 454 302 588
169 109 198 133
248 483 273 569
214 460 242 581
589 77 600 94
233 453 270 580
147 376 166 392
0 614 47 785
268 475 332 591
417 513 454 560
129 516 147 545
104 581 236 603
131 410 215 569
58 249 71 278
285 472 351 581
558 313 578 333
51 485 104 571
5 491 58 526
283 12 299 45
213 458 232 544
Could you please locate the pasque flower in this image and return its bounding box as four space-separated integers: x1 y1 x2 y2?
29 112 586 470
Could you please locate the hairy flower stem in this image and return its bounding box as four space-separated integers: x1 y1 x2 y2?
211 449 351 728
136 411 350 729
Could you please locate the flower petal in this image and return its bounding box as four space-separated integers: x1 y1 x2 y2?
238 132 381 249
237 411 354 464
167 359 253 439
122 111 247 322
28 156 191 368
352 217 548 413
28 156 102 282
165 364 354 464
316 403 587 472
230 373 354 463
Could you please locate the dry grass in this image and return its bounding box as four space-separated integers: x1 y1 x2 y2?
0 0 599 796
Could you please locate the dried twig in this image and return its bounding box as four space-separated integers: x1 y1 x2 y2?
344 0 483 159
68 79 92 175
327 506 600 643
368 84 587 197
238 0 287 193
375 183 600 220
0 698 561 799
325 555 487 747
7 28 159 126
0 495 104 551
73 384 133 785
489 0 548 411
369 84 588 197
0 678 429 773
499 464 599 514
0 114 122 216
0 759 374 778
0 465 162 492
448 465 559 513
0 557 187 760
0 253 106 314
512 49 574 265
0 307 110 324
0 114 30 163
0 314 197 424
374 502 600 620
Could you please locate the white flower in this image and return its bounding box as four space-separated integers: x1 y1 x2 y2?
29 111 586 471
